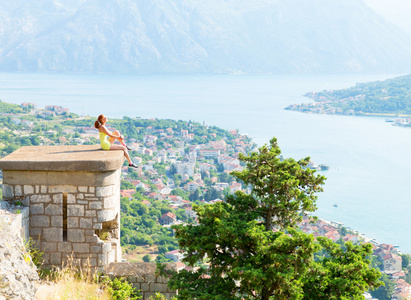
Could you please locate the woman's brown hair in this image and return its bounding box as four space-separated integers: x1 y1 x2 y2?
94 114 105 129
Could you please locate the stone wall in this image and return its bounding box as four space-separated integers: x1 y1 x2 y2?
104 262 177 300
0 145 125 270
2 179 122 269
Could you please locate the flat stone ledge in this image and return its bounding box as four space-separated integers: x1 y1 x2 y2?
0 145 124 172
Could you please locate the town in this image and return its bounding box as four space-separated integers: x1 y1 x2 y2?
1 100 410 299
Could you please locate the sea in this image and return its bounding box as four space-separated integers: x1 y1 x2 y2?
1 72 411 252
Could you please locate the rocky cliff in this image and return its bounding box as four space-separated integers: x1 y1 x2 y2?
0 202 39 300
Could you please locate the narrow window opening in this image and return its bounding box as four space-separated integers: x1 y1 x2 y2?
63 193 67 241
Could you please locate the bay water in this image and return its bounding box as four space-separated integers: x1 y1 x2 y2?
1 73 410 252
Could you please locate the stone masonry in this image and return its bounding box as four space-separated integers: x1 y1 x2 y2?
104 262 177 300
0 145 124 269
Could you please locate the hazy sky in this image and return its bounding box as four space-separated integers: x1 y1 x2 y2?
363 0 411 35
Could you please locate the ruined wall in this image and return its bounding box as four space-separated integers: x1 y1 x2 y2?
104 262 177 300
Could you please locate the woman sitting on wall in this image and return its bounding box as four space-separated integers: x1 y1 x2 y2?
95 114 138 168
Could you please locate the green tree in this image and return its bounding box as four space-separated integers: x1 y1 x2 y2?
159 138 381 300
370 273 395 300
143 254 151 262
121 180 135 190
401 254 410 269
189 189 200 201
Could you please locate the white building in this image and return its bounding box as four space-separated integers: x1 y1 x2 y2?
175 161 195 176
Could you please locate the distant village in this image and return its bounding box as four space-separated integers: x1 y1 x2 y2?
286 92 411 124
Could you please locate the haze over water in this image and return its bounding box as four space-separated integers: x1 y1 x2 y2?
1 73 410 252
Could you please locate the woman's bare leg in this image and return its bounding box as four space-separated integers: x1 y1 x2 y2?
108 130 126 145
111 130 127 146
110 144 132 164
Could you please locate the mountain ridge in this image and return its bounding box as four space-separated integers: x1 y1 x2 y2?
1 0 411 74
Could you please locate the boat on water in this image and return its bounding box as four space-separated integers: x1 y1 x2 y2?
318 164 330 171
333 204 338 208
307 160 330 171
385 118 395 122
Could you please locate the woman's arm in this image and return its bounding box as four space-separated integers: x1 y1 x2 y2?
100 125 121 138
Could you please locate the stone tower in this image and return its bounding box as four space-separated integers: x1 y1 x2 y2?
0 145 123 269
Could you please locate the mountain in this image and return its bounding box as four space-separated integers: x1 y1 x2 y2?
363 0 411 37
1 0 411 74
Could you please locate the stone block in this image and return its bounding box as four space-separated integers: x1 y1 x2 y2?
62 253 74 264
35 185 40 193
45 204 62 215
96 185 113 197
30 227 42 237
67 194 76 204
86 234 99 243
77 200 88 204
2 184 14 198
132 283 141 290
77 193 84 200
146 275 156 282
102 242 112 253
67 229 85 242
68 205 84 217
30 194 51 203
41 186 48 193
22 196 30 206
93 223 102 230
49 185 77 194
85 194 96 198
91 245 102 253
30 203 44 215
98 254 107 266
89 201 102 210
42 253 50 265
97 209 115 222
108 249 116 263
23 185 34 194
14 185 23 197
68 217 79 228
58 242 72 253
89 187 95 193
89 258 98 267
157 276 168 284
153 283 168 293
41 242 57 252
80 218 93 229
103 195 117 209
141 283 149 292
43 227 63 242
73 243 90 253
51 216 63 227
50 253 62 265
85 230 95 236
78 186 88 193
31 215 50 227
136 276 146 283
86 198 99 202
53 194 63 204
86 210 97 217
